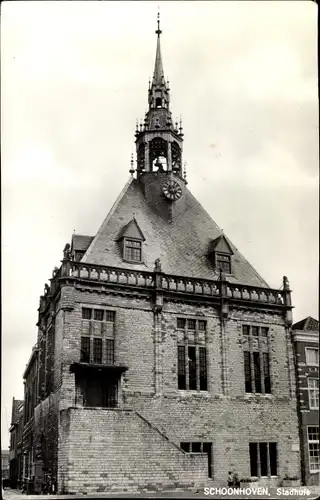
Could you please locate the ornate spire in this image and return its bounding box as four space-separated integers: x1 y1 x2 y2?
134 14 184 183
153 12 165 85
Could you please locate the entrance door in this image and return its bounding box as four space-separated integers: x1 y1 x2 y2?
82 373 118 408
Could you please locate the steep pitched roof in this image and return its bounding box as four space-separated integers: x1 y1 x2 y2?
292 316 319 331
71 234 94 252
82 178 268 287
11 398 24 425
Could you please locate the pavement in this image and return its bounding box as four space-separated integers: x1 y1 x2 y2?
2 486 320 500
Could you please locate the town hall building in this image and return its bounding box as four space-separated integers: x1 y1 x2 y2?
20 16 301 494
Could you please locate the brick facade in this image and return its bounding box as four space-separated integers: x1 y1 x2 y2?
9 398 24 488
292 318 319 486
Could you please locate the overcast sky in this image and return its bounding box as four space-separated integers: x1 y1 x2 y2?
1 1 318 449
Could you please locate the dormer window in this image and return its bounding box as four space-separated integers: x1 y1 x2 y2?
209 235 233 275
124 239 142 262
216 253 231 274
117 217 145 264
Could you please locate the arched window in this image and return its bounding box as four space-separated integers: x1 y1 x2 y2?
172 141 182 173
155 97 162 108
149 137 168 171
137 143 145 173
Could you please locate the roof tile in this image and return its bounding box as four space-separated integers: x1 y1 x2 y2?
82 178 269 287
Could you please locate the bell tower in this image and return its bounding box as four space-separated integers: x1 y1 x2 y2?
135 14 185 179
133 14 186 220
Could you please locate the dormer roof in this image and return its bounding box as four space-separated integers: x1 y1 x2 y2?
209 235 234 255
117 217 145 241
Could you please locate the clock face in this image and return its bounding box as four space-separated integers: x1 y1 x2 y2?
162 180 182 201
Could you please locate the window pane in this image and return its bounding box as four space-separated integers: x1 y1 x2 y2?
126 240 141 248
187 319 196 330
218 254 230 262
191 442 201 453
105 310 115 322
94 309 104 321
82 308 92 320
309 443 319 471
261 327 269 337
269 443 277 475
306 349 319 365
177 318 186 329
260 443 268 476
188 346 197 390
243 325 250 336
105 383 117 408
198 320 207 331
199 347 207 391
105 339 114 364
252 326 259 337
308 379 319 409
178 346 186 390
80 337 90 362
249 443 258 477
308 378 319 389
180 442 190 452
217 254 231 273
253 352 261 393
308 427 319 441
93 338 102 364
220 261 231 273
244 351 252 393
125 246 141 261
263 353 271 394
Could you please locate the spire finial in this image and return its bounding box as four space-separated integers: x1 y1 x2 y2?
129 153 135 176
156 12 162 38
183 161 188 184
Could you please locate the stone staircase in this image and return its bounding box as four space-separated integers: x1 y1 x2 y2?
60 407 209 494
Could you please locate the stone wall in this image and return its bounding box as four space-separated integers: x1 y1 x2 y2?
58 407 208 494
54 284 301 488
33 393 59 492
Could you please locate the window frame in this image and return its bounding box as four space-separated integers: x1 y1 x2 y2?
215 252 231 274
308 378 319 410
243 349 272 395
305 347 319 366
177 318 208 392
123 237 142 263
249 441 278 478
242 325 269 338
243 324 271 395
80 307 116 365
307 426 319 472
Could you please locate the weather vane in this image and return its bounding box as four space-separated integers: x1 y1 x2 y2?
156 10 162 37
